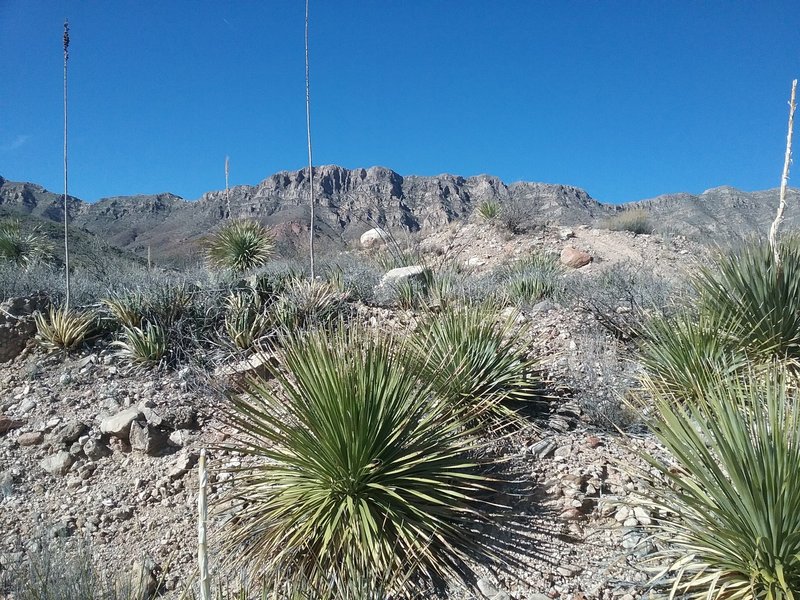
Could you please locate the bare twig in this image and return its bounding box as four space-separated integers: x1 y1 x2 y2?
63 19 71 309
769 79 797 271
305 0 316 279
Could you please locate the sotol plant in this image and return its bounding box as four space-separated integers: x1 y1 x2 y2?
219 326 500 595
410 304 544 428
636 366 800 599
0 220 53 267
205 219 274 273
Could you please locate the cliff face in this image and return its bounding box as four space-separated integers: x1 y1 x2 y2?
1 165 797 262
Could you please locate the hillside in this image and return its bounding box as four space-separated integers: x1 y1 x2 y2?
3 169 797 266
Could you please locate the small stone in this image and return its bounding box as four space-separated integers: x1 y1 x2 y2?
556 564 582 577
477 578 499 598
553 445 572 458
0 414 24 435
167 451 198 480
560 246 593 269
39 451 74 476
83 439 111 461
100 408 142 441
17 431 44 446
129 421 168 456
51 421 88 446
559 507 584 521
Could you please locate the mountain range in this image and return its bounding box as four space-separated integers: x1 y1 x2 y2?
1 165 797 265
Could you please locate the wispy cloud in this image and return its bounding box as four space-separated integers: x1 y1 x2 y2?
0 134 31 152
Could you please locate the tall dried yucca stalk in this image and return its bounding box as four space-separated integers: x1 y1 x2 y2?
769 79 797 272
225 155 230 218
305 0 316 279
198 448 210 600
63 19 72 309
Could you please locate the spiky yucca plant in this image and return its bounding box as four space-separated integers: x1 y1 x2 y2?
639 312 749 402
271 278 348 332
206 219 274 273
410 305 544 428
695 238 800 364
637 366 800 599
477 200 500 220
0 220 53 267
111 322 167 368
34 307 94 351
220 326 498 595
501 252 563 306
224 290 271 350
102 290 147 329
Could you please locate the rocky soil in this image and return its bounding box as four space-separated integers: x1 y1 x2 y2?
0 223 709 599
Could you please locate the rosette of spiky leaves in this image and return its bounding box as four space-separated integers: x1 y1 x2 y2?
271 278 349 332
220 326 499 596
111 322 167 368
34 307 95 351
410 304 545 429
639 311 750 402
0 220 53 267
206 219 274 273
636 366 800 600
500 252 563 307
695 238 800 365
224 290 271 350
101 290 147 329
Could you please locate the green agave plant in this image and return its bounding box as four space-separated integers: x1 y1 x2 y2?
34 307 95 352
102 290 148 329
410 304 544 428
219 326 499 595
206 219 274 273
637 366 800 600
0 220 53 268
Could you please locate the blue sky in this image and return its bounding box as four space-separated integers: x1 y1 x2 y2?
1 1 798 204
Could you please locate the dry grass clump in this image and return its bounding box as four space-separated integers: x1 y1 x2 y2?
603 208 653 235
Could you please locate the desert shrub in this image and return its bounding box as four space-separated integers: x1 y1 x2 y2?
111 323 168 368
223 289 271 350
499 252 563 306
636 366 800 599
320 256 382 303
477 199 500 221
410 304 544 428
205 219 274 273
573 262 681 340
603 208 653 235
34 307 96 352
0 220 53 267
220 326 499 595
0 262 62 301
271 278 349 332
566 330 642 430
497 197 534 234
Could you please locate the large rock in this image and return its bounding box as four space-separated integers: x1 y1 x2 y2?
560 246 593 269
0 415 23 435
359 227 389 248
0 294 49 363
379 265 430 287
100 408 142 441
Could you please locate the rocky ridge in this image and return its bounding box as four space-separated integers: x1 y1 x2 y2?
2 168 795 265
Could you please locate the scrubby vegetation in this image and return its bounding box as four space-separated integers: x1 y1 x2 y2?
7 209 800 599
603 208 653 235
